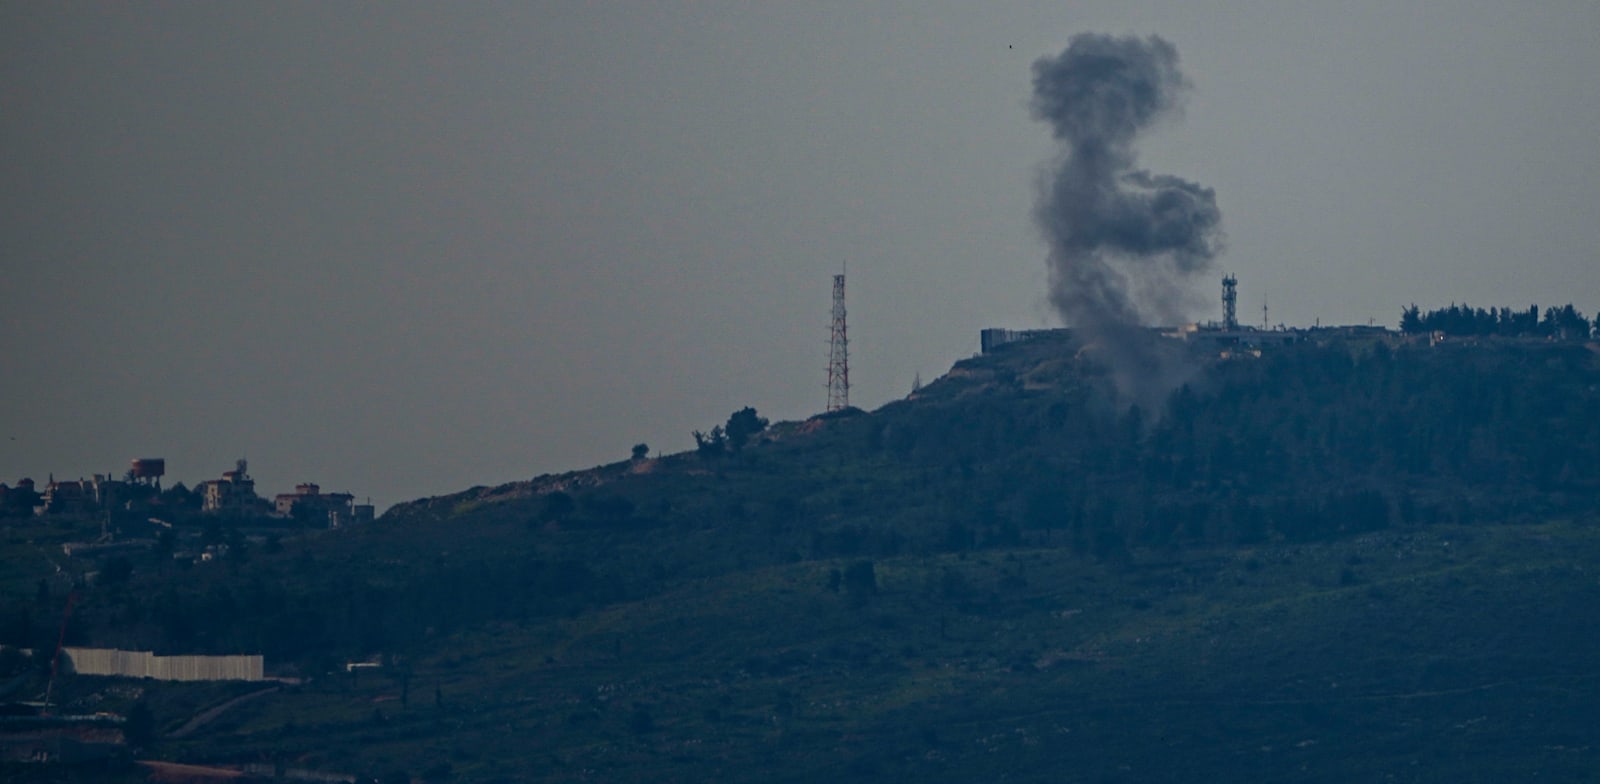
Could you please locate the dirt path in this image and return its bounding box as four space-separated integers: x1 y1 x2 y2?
167 685 279 738
139 760 248 780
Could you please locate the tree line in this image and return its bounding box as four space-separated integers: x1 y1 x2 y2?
1400 302 1595 339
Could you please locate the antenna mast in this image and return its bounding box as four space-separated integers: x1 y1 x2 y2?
826 269 849 412
1221 275 1238 330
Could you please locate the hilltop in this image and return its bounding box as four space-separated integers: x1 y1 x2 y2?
5 330 1600 782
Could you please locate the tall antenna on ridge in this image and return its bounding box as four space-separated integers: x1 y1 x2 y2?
1221 274 1238 330
826 266 849 412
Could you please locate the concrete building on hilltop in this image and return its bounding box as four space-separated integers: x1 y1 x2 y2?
39 476 91 516
197 460 268 517
38 474 126 517
1166 322 1301 351
980 327 1074 354
273 482 374 528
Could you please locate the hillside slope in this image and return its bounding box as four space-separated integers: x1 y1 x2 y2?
11 332 1600 781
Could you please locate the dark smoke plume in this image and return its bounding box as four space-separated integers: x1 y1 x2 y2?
1031 34 1222 412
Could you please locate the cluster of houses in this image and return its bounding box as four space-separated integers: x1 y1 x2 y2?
193 459 374 527
0 458 373 529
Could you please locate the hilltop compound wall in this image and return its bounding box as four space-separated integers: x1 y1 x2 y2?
64 647 263 681
981 328 1072 354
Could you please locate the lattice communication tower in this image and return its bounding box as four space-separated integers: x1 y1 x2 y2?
826 272 849 412
1221 274 1239 330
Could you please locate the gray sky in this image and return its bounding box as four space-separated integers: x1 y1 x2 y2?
4 2 1598 510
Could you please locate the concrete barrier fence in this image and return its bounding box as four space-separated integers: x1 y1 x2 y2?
63 647 263 682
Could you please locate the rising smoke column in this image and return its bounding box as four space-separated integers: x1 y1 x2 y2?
1031 34 1222 411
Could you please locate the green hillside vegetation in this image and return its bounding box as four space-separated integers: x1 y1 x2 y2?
5 330 1600 781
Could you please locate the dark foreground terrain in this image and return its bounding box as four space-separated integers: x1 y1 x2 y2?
5 330 1599 782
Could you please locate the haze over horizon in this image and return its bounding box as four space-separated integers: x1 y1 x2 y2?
4 2 1598 510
